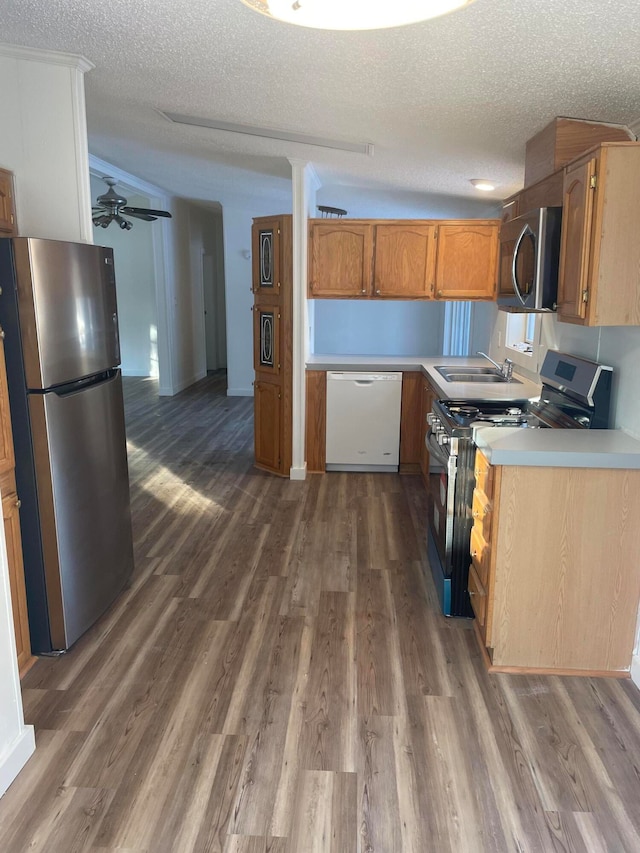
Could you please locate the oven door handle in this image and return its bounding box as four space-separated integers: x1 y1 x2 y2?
426 429 449 466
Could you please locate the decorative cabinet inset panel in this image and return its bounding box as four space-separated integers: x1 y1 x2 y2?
253 305 280 375
252 216 282 296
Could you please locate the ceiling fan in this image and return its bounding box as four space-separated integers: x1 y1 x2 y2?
92 176 172 230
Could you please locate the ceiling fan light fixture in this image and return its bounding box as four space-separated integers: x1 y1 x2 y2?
240 0 475 30
470 178 495 191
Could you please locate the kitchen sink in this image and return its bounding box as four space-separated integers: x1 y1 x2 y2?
435 365 522 384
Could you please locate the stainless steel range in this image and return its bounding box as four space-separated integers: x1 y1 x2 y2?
425 351 613 617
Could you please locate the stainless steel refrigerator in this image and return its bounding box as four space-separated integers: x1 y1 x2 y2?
0 237 134 654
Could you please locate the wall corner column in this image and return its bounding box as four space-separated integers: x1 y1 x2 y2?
288 159 320 481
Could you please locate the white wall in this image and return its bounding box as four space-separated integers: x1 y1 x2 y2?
0 42 94 798
313 299 445 356
90 175 158 377
0 44 93 243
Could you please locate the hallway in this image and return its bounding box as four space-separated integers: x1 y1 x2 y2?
1 375 640 852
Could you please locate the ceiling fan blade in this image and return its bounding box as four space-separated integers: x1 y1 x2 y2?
123 210 157 222
122 206 172 218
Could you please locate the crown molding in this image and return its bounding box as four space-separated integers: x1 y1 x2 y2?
627 115 640 139
0 42 94 73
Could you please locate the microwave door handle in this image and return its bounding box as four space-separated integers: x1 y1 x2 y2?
511 224 530 307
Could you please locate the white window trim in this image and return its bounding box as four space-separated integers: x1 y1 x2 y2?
504 312 544 372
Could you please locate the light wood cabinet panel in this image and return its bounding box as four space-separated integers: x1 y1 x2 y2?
0 333 15 477
556 157 594 323
0 169 17 235
4 493 33 676
517 169 564 212
373 224 436 298
471 451 640 675
558 143 640 326
434 222 499 300
308 221 373 297
305 370 326 474
254 380 282 473
399 372 423 472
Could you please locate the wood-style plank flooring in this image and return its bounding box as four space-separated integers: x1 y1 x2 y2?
2 372 640 852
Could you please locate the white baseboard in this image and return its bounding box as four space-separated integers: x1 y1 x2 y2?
290 463 307 481
631 653 640 689
0 725 35 799
227 387 254 397
120 368 151 377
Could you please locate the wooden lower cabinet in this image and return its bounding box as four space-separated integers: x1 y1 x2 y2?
305 370 326 474
399 372 423 472
254 380 282 472
470 451 640 675
4 492 33 676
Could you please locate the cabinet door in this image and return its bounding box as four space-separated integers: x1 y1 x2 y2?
0 169 16 235
557 157 597 324
308 222 373 297
399 372 423 470
254 380 281 473
0 335 15 477
373 223 436 298
252 217 282 297
253 305 281 377
435 223 499 299
4 492 33 676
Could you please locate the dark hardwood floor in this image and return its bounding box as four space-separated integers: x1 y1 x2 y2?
1 373 640 851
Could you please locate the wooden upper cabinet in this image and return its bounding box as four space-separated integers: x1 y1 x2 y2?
252 216 282 298
556 157 594 323
435 222 499 300
308 221 373 297
0 169 17 235
558 143 640 326
373 223 436 298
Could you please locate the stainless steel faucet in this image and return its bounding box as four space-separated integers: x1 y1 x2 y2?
477 351 514 381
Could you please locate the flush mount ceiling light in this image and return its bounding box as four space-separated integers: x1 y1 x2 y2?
240 0 476 31
470 179 495 191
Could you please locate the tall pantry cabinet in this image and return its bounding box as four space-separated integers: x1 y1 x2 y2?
0 167 34 676
252 215 293 476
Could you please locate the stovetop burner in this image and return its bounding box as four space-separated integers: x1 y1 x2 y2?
443 399 532 428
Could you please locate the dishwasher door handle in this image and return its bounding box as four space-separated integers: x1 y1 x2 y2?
355 379 374 386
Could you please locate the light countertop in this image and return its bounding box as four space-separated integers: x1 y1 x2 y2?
474 427 640 468
306 354 542 401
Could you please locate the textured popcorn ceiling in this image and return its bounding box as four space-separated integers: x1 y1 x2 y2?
1 0 640 207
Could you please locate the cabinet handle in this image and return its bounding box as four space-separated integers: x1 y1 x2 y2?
361 288 366 294
376 289 381 294
0 328 4 339
15 499 21 509
469 590 476 597
471 548 478 558
438 290 443 297
474 469 480 477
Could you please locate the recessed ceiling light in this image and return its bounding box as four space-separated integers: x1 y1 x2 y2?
240 0 476 31
470 179 495 192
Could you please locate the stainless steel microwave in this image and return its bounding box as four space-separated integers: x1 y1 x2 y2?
498 207 562 312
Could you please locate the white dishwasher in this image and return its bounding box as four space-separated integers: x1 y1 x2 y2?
325 371 403 472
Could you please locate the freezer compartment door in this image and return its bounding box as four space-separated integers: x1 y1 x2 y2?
28 370 133 650
13 238 121 389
